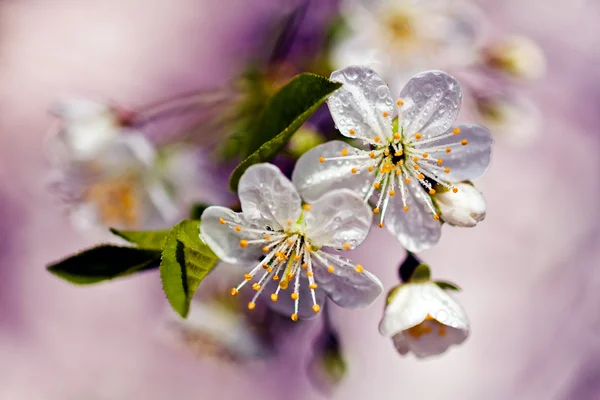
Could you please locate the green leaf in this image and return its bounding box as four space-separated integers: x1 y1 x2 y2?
47 245 161 285
434 280 462 291
110 228 170 250
409 264 431 283
229 73 342 192
160 220 220 318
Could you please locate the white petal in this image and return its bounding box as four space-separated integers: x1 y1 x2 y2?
304 189 372 249
265 277 326 320
420 283 469 331
328 66 394 140
292 141 373 203
313 251 383 309
398 71 462 138
430 124 492 181
403 323 468 359
200 206 264 265
385 180 441 252
238 163 301 230
379 284 428 337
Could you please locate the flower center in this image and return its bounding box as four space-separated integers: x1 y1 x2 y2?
406 314 447 338
386 12 414 41
84 176 140 228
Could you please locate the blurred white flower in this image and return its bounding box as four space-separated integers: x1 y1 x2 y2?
200 163 383 321
481 35 546 80
294 66 492 252
379 279 469 359
434 181 486 227
332 0 480 91
48 99 181 230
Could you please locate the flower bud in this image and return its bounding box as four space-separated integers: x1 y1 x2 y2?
434 182 486 227
482 35 546 80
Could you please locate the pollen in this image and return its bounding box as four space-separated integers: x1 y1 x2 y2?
394 150 402 157
234 226 241 232
312 304 321 313
374 136 381 143
384 149 390 156
433 214 440 220
286 219 293 226
453 187 459 193
413 156 419 162
418 173 424 180
262 246 269 253
395 169 401 175
394 132 401 140
382 112 389 118
355 264 364 273
397 99 404 106
267 267 273 273
261 264 269 270
327 265 335 273
252 283 261 291
461 139 468 146
287 239 295 245
405 177 411 184
437 159 443 165
302 263 308 269
294 255 301 261
279 280 289 290
422 153 428 158
341 148 349 156
445 147 452 153
349 129 356 135
369 151 375 159
374 182 381 189
291 292 299 300
270 293 278 302
319 156 325 163
453 127 461 135
389 190 396 196
305 243 312 251
368 166 375 172
230 288 238 296
243 273 252 281
343 243 351 250
413 164 419 170
307 271 313 277
404 205 409 211
429 189 436 195
302 204 312 211
415 133 422 140
351 167 358 174
264 234 271 241
379 223 384 228
273 275 279 281
309 283 318 290
373 207 380 214
444 168 450 173
248 302 256 310
219 218 226 224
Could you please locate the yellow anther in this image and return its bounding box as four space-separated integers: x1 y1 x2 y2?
230 288 238 296
395 169 401 175
349 129 356 135
286 219 292 226
445 147 452 153
306 271 313 277
368 166 375 172
413 156 419 162
264 234 271 241
271 293 278 302
319 156 325 163
262 246 269 253
405 178 411 184
452 187 459 193
309 283 318 290
369 151 375 159
279 280 289 290
355 264 364 273
302 204 312 211
433 214 440 220
248 302 256 310
234 226 241 232
382 112 389 118
287 273 295 282
273 275 279 281
429 189 436 195
374 182 381 189
415 133 422 140
267 267 273 273
341 148 349 156
294 255 301 262
252 283 261 291
389 190 396 196
219 218 226 224
394 151 402 157
403 205 409 212
444 168 450 173
378 223 384 228
244 273 252 281
435 159 442 166
291 313 298 321
261 264 269 270
424 154 430 159
312 304 321 313
327 265 335 273
393 132 401 140
343 243 351 250
373 207 380 214
374 136 381 143
291 292 299 300
418 173 424 180
461 139 468 146
287 239 295 245
397 99 404 106
302 263 308 269
351 167 357 174
453 127 461 135
305 243 312 251
384 149 390 156
413 164 419 170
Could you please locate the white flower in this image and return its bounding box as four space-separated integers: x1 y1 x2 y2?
434 182 486 227
379 281 469 358
332 0 480 91
200 163 383 320
293 66 493 252
482 35 546 80
48 99 180 230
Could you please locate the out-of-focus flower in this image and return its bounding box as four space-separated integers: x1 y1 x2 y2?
48 99 181 230
332 0 480 91
293 66 492 252
475 92 541 147
287 126 326 159
481 35 546 80
434 181 486 227
200 163 383 321
379 264 469 358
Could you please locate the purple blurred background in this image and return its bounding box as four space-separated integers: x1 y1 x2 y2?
0 0 599 398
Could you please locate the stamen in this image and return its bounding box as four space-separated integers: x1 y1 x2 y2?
355 265 364 273
219 218 226 224
461 139 468 146
341 148 349 156
349 129 356 135
397 99 404 106
382 112 389 118
453 127 461 135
